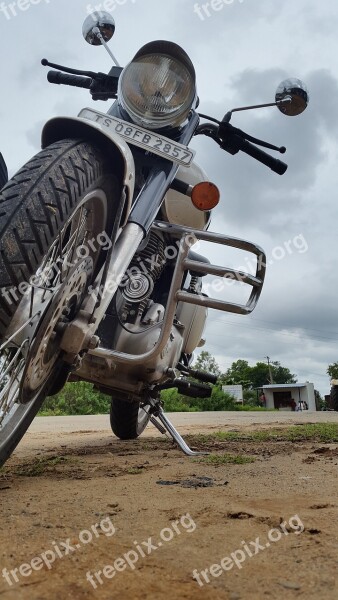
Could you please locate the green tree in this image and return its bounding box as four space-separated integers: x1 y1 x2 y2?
161 387 238 412
243 389 259 406
249 361 296 389
248 362 271 388
222 359 251 387
327 362 338 380
161 389 200 412
224 359 296 390
271 361 297 385
40 382 110 416
192 351 222 377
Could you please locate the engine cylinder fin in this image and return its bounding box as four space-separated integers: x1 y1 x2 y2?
119 232 166 323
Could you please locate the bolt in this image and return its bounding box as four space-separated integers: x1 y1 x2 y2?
88 335 100 350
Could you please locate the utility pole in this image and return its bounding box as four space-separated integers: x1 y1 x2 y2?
265 356 274 384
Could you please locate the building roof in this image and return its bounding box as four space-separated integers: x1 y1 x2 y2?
263 383 310 389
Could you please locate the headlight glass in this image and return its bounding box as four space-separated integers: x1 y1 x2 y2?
118 42 196 130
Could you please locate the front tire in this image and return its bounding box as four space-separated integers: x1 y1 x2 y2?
0 138 121 467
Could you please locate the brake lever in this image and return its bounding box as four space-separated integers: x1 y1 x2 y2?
218 121 286 154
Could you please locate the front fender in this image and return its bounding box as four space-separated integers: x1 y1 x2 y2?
41 113 135 225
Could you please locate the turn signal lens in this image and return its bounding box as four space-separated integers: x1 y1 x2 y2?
191 182 220 211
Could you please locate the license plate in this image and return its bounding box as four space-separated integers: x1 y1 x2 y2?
79 108 195 166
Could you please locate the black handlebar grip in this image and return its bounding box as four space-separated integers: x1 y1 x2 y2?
47 71 92 90
237 136 288 175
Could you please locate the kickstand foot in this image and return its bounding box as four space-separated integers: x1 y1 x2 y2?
152 407 208 457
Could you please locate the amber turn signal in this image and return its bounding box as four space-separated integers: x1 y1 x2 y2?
191 182 220 211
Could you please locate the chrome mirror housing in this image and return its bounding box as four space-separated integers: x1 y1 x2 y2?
275 78 309 116
82 11 116 46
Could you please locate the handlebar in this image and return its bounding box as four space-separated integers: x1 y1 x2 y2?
234 135 288 175
45 67 288 175
47 71 92 90
197 122 288 175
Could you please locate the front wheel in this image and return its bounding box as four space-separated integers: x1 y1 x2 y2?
0 138 121 467
110 398 151 440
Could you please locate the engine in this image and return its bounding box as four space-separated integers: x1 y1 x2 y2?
119 231 166 326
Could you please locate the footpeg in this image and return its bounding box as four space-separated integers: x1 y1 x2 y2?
177 363 218 385
175 378 212 398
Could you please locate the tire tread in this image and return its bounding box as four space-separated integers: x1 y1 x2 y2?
0 138 113 338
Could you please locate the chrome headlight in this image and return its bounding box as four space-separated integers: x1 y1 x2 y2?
118 41 196 130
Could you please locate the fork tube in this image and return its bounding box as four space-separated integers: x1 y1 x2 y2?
127 111 200 234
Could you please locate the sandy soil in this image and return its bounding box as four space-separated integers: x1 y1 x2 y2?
0 417 337 600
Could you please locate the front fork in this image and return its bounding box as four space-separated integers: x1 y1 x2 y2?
59 221 145 361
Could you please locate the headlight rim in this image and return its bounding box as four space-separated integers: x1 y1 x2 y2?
118 40 197 131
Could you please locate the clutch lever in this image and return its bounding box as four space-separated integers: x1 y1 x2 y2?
42 59 122 101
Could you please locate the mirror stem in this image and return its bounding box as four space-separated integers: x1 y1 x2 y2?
93 27 120 66
223 97 292 123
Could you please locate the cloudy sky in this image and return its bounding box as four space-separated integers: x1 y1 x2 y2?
1 0 337 394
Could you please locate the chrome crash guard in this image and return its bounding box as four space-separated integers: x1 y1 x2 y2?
90 220 266 364
89 220 266 456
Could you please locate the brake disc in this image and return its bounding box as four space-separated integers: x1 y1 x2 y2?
20 257 93 403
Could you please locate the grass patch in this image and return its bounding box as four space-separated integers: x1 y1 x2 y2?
126 467 143 475
195 453 255 465
7 455 74 477
281 423 338 442
191 423 338 444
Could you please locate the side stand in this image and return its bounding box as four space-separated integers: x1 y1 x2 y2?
149 405 208 457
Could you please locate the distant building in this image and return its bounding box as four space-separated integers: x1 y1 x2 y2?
262 383 316 411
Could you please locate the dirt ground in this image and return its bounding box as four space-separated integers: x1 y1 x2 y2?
0 418 337 600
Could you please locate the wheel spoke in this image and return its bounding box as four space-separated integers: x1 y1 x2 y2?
0 314 41 353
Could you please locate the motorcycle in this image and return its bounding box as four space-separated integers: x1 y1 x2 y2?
0 12 309 467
